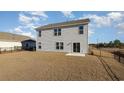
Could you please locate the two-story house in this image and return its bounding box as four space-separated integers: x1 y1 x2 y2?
35 19 90 54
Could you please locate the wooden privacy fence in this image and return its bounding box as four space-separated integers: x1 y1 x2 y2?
0 46 22 54
113 51 124 63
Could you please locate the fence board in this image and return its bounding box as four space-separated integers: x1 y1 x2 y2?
0 47 22 54
113 51 124 63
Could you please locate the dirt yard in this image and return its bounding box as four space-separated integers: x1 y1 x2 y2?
92 49 124 80
0 51 124 81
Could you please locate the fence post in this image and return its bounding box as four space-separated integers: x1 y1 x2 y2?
118 51 120 62
114 51 116 59
100 48 101 57
0 48 1 54
114 52 115 59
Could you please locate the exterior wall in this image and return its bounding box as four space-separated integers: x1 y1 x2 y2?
0 41 22 51
22 41 36 49
36 25 88 54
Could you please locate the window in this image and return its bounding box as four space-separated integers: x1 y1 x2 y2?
58 28 61 36
56 42 64 50
26 43 29 47
38 42 41 49
56 42 59 49
79 25 84 34
54 28 61 36
38 45 41 49
73 43 80 52
60 42 63 49
54 29 57 36
39 31 41 37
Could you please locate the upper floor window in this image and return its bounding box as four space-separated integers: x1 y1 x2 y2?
54 29 57 36
39 31 41 37
58 28 61 36
54 28 61 36
79 25 84 34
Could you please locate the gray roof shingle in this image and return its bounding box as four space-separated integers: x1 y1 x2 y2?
35 18 90 31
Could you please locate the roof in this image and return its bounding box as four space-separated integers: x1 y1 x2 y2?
35 18 90 31
21 39 36 43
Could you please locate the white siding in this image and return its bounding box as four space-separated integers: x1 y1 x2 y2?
0 41 22 51
36 25 88 54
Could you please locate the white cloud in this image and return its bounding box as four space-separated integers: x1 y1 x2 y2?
19 13 32 24
83 14 111 27
107 12 124 21
23 11 48 21
61 11 75 18
9 26 23 33
21 32 34 38
28 11 48 18
19 13 39 27
19 11 48 29
32 16 40 21
88 24 95 37
88 29 94 37
116 22 124 34
118 31 124 34
81 12 124 36
116 22 124 30
82 12 124 28
14 26 23 33
10 25 35 38
14 11 48 39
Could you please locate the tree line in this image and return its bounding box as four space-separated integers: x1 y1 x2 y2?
90 39 124 48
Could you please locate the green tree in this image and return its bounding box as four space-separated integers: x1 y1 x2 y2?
113 39 121 48
108 41 113 47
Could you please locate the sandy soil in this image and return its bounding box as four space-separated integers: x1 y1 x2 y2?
0 51 123 81
92 49 124 80
102 57 124 80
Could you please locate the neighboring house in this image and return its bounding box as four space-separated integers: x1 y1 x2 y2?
21 39 36 51
0 40 22 51
35 19 90 54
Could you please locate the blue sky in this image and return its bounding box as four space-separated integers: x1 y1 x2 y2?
0 11 124 43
